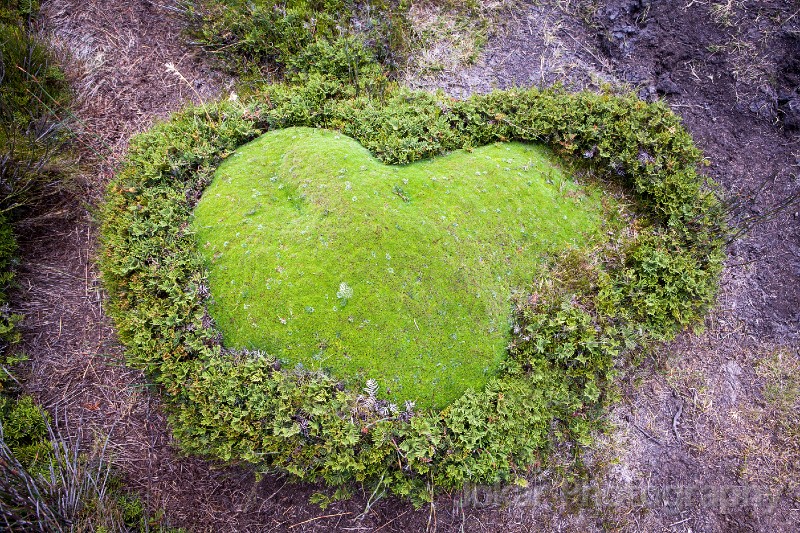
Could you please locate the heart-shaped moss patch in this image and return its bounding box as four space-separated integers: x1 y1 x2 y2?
193 127 615 407
103 87 723 501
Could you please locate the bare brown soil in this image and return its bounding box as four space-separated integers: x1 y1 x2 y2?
10 0 800 531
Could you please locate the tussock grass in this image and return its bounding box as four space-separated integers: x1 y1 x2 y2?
0 15 72 218
0 413 185 532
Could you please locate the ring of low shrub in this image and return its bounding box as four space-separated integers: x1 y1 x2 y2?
100 79 725 505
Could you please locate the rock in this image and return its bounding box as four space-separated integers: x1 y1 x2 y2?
655 73 681 95
638 85 656 101
748 85 779 121
778 93 800 130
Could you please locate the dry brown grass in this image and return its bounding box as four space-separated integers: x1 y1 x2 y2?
36 0 228 189
741 348 800 500
404 0 614 98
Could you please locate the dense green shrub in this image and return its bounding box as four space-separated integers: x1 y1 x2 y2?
100 82 725 504
187 0 409 86
0 394 50 468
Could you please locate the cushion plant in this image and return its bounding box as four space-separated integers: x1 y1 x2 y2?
100 80 724 504
192 127 620 409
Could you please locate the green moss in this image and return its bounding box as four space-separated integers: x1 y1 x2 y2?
194 127 613 407
100 85 725 503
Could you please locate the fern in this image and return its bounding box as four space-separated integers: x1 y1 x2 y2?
364 378 378 399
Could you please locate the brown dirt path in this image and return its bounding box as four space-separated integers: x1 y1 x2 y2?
11 0 800 531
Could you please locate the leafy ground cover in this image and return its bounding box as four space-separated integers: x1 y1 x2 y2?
187 0 409 86
194 127 615 408
100 81 724 504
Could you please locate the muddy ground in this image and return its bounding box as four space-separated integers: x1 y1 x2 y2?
12 0 800 531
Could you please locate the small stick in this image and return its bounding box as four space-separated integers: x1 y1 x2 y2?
373 510 410 533
632 422 664 446
288 512 350 529
672 398 684 443
165 62 212 122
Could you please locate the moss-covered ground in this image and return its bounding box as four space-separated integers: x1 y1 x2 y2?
193 127 615 407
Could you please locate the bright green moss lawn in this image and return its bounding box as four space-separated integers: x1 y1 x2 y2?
193 127 614 408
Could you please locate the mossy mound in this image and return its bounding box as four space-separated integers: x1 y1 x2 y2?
100 83 724 504
194 127 616 407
